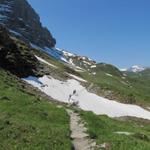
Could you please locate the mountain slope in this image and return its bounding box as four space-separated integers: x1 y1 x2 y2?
80 110 150 150
0 0 56 48
0 69 72 149
0 0 149 114
0 1 150 149
0 25 40 77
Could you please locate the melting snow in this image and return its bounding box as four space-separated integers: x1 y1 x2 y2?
76 66 83 70
106 73 113 77
67 73 87 82
45 47 68 63
30 43 42 50
35 55 57 68
30 43 68 63
83 61 92 65
120 68 128 72
23 75 150 120
9 29 22 37
91 65 96 68
24 76 43 85
62 50 76 57
82 57 86 60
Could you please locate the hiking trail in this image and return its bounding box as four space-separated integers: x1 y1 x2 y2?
66 109 96 150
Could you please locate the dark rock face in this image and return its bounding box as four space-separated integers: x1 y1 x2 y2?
0 0 56 48
0 25 39 77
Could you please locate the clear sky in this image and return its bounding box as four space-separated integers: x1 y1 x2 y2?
27 0 150 68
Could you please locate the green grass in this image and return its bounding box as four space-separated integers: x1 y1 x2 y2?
33 47 150 106
126 72 150 104
79 111 150 150
15 39 150 106
15 38 150 106
0 69 72 150
81 69 150 106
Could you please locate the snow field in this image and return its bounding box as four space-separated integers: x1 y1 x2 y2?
23 75 150 120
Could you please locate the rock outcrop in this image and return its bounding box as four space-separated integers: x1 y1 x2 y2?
0 25 39 77
0 0 56 48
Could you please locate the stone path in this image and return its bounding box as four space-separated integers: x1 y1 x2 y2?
66 109 96 150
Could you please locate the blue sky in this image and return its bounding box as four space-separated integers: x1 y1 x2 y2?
28 0 150 68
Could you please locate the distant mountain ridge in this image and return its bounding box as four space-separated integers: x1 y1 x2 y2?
128 65 145 73
120 65 147 73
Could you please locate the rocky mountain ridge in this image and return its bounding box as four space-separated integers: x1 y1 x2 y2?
120 65 147 73
0 0 56 48
0 0 125 76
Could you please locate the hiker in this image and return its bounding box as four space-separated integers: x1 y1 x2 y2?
73 90 76 95
68 90 79 106
68 94 72 102
68 90 76 102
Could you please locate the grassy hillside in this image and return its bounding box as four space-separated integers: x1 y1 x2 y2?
0 69 72 150
14 38 150 107
34 49 150 106
125 70 150 105
0 55 150 150
79 110 150 150
81 67 150 106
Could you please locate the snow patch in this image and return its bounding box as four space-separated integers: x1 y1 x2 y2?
75 66 85 72
24 76 43 85
62 50 76 57
106 73 113 77
30 43 68 63
67 73 87 82
23 75 150 120
82 57 86 60
9 29 22 37
120 68 128 72
91 65 96 68
129 65 145 73
83 61 92 65
35 55 57 68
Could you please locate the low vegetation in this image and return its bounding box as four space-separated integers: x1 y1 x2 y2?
79 110 150 150
13 37 150 107
81 68 150 106
0 69 72 150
